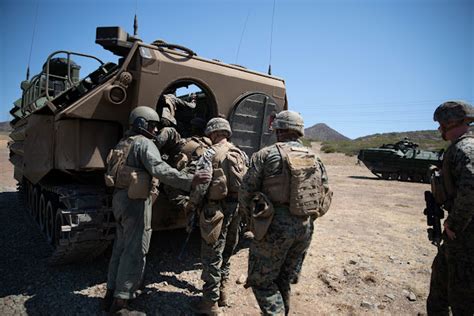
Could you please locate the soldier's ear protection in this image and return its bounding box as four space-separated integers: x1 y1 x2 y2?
133 117 147 132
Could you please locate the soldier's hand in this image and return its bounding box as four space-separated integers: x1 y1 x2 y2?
191 171 211 188
443 222 456 240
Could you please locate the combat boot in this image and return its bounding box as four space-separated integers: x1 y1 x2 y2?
108 298 129 315
189 297 223 316
218 280 229 307
101 289 114 312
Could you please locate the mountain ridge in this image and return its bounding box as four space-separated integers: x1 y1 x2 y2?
304 123 350 141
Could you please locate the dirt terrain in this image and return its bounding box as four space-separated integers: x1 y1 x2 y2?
0 139 436 315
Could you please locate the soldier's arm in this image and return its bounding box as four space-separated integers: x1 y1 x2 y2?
154 128 172 150
445 144 474 233
238 149 267 213
138 138 193 192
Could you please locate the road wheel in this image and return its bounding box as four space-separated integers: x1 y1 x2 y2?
45 200 57 245
381 173 390 180
54 210 65 248
390 173 399 180
400 173 409 181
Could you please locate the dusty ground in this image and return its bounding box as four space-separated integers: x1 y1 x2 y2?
0 140 436 315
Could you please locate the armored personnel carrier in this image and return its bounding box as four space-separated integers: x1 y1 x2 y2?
357 138 442 183
8 26 287 264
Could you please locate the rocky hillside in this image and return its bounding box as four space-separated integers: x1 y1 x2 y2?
320 129 457 156
304 123 350 141
0 121 11 133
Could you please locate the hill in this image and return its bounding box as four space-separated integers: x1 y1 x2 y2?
319 129 465 156
0 121 11 133
304 123 350 141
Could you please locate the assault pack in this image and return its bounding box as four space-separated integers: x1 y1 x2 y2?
104 135 156 200
263 143 331 217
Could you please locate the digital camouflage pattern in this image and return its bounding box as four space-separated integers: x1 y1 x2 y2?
191 140 247 303
433 100 474 124
107 132 193 300
271 111 305 136
204 118 233 137
427 133 474 315
239 140 330 315
154 127 182 159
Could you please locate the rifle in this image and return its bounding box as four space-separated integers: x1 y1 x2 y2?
423 190 444 247
178 204 200 260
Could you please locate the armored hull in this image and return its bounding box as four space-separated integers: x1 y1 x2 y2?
8 26 287 264
357 140 442 183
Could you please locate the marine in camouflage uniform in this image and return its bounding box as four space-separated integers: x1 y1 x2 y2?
239 110 332 316
427 101 474 315
161 117 212 212
102 107 209 313
189 117 248 316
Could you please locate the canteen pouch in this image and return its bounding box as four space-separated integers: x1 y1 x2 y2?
207 168 228 200
127 170 152 200
199 204 224 244
251 192 275 241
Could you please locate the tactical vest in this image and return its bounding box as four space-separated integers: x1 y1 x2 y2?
432 135 474 210
180 136 212 161
207 142 247 200
263 143 322 217
104 135 155 200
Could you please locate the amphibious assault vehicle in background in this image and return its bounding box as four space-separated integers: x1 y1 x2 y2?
8 26 287 264
357 138 442 183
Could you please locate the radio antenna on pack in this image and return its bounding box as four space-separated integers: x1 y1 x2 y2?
235 9 251 64
267 0 276 75
26 0 40 80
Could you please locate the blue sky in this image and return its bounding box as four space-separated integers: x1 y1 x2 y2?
1 0 472 138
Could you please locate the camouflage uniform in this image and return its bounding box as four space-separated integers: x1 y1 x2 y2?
189 118 247 313
427 133 474 315
106 131 193 300
239 140 330 315
154 126 181 159
196 141 245 304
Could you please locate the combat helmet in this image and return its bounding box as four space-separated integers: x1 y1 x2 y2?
129 106 160 136
205 117 232 137
433 101 474 124
272 110 305 136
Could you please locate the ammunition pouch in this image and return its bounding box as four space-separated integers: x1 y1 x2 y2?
251 192 275 241
174 153 189 171
317 189 333 218
127 170 152 200
207 168 228 201
262 173 290 204
150 177 160 204
199 203 224 244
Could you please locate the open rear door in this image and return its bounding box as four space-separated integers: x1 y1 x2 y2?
229 93 280 157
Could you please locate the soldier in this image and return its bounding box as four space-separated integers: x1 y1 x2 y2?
239 110 332 315
427 100 474 315
102 106 210 314
189 117 248 315
161 117 212 213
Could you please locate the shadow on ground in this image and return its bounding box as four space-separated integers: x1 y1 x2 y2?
0 190 225 315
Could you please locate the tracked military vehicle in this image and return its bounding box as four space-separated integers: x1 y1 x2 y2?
357 139 442 183
8 26 287 264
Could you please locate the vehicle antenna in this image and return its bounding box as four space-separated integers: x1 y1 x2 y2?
267 0 276 75
235 9 251 64
26 0 40 80
133 0 138 36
